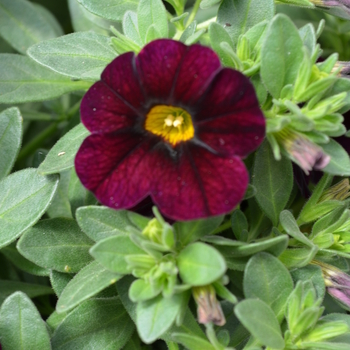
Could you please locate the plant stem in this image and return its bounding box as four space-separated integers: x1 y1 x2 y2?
197 16 217 30
212 220 231 234
185 0 201 28
205 323 224 350
17 122 59 161
166 341 180 350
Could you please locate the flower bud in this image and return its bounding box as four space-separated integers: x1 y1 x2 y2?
332 61 350 77
319 178 350 202
192 285 226 326
313 260 350 310
142 218 163 244
310 0 350 12
276 129 330 174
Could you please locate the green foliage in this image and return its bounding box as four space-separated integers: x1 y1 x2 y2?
17 218 94 273
0 0 61 54
0 107 22 180
1 1 350 349
28 32 117 81
0 292 51 350
0 169 58 249
0 54 90 104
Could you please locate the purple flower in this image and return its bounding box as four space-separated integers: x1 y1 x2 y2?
75 39 265 221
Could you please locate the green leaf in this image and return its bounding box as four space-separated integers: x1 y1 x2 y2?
1 242 50 276
260 14 304 98
244 252 293 322
50 270 74 297
174 215 223 246
279 246 318 268
57 261 120 313
17 218 94 273
0 54 90 104
137 293 183 343
0 168 58 249
0 0 60 54
217 0 274 45
321 139 350 176
27 32 116 81
253 141 293 225
170 333 216 350
90 235 145 274
38 123 89 175
231 209 248 241
209 22 236 67
203 235 288 257
137 0 168 43
51 298 134 350
77 0 138 21
177 242 226 286
123 11 143 46
0 280 53 305
46 311 68 333
235 299 285 349
68 0 111 35
291 265 325 300
0 292 51 350
129 278 162 302
47 169 72 219
280 210 314 248
68 169 96 216
0 107 22 180
116 275 137 322
76 206 133 241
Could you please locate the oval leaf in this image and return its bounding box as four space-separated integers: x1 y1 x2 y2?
136 293 183 343
17 218 94 273
235 299 285 349
57 261 120 313
244 252 293 322
0 292 51 350
0 168 58 249
253 141 293 226
38 123 89 175
51 298 134 350
28 32 116 81
0 107 22 180
177 242 226 286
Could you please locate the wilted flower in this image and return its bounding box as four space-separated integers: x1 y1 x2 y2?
277 129 330 175
75 39 265 221
313 260 350 310
192 285 226 326
332 61 350 77
311 0 350 11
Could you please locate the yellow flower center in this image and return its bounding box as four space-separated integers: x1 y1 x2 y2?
144 105 194 146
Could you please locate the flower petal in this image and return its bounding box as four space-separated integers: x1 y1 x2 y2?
197 110 265 157
75 132 155 209
194 68 265 157
149 145 248 220
136 39 187 104
171 44 221 105
81 81 138 133
101 51 146 113
194 68 262 121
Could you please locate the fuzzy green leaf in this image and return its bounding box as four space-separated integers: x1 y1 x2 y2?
17 218 94 273
0 292 51 350
0 168 58 249
0 107 22 180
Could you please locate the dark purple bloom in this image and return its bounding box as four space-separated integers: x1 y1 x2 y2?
75 39 265 221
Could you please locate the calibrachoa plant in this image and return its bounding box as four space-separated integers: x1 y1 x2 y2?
5 0 350 350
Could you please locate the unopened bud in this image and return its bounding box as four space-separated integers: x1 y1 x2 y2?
312 260 350 310
310 0 350 12
319 179 350 202
277 129 330 174
332 61 350 76
193 285 226 326
142 218 163 244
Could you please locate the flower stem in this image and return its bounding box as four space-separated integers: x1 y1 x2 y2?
205 323 224 350
17 122 59 161
166 341 180 350
212 220 232 234
197 16 217 30
185 0 201 28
